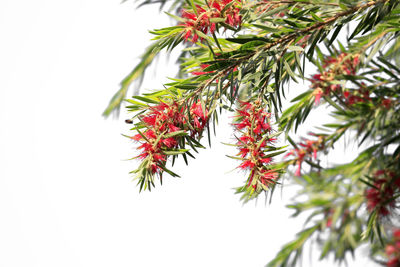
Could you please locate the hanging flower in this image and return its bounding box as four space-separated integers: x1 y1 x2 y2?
285 133 325 176
365 169 400 217
180 0 242 43
131 99 208 178
232 99 279 191
310 53 360 105
386 229 400 267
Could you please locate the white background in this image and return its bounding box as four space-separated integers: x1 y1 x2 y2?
0 1 377 266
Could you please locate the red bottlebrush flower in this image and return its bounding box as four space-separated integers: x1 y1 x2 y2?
312 148 317 160
258 140 267 148
181 10 197 20
184 29 192 41
247 171 255 187
238 135 254 145
376 169 387 177
131 101 185 177
295 160 302 176
347 95 356 105
387 245 397 256
322 56 338 68
239 101 252 110
353 55 360 66
192 64 214 76
325 209 334 228
365 170 400 217
237 109 250 117
145 129 157 139
343 87 371 106
150 163 161 174
386 229 400 267
192 116 201 129
137 142 154 159
152 102 169 112
162 137 178 148
210 22 216 33
130 97 212 186
168 124 181 132
192 33 199 43
226 14 234 25
142 115 156 126
394 230 400 240
366 187 391 216
138 142 153 152
260 157 271 164
310 53 361 105
329 84 341 91
260 170 278 185
235 119 250 129
284 151 294 158
239 160 255 170
313 88 323 105
326 218 332 228
191 102 206 120
179 0 241 43
153 153 166 162
238 147 250 158
253 123 262 135
132 134 142 141
211 1 222 10
276 12 285 17
285 135 325 176
185 101 208 137
231 99 279 191
387 258 400 267
195 4 207 14
312 74 322 81
382 98 392 108
262 121 271 131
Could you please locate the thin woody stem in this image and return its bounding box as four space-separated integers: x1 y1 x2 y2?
261 0 389 52
359 31 388 54
187 65 237 99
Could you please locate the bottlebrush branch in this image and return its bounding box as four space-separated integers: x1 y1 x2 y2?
109 0 400 266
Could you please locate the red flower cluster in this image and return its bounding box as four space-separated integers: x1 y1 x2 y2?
386 229 400 267
343 86 371 105
181 0 242 43
325 208 334 228
191 64 214 76
132 100 208 175
343 86 394 108
340 82 375 106
192 62 238 78
285 134 325 176
382 98 393 108
311 53 360 105
365 169 400 216
233 100 278 190
189 102 208 137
